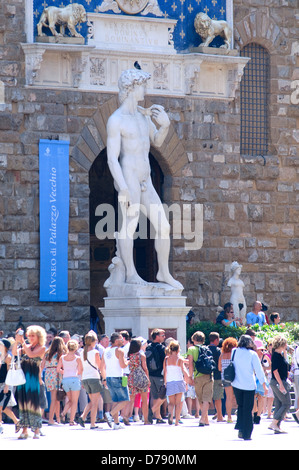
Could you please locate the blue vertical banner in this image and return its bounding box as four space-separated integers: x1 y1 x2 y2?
39 140 70 302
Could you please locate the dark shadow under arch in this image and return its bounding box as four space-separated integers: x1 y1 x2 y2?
89 149 165 331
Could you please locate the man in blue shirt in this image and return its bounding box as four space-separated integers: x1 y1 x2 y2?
246 301 266 327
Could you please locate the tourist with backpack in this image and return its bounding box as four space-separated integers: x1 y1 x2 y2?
187 331 216 427
208 332 225 423
145 329 166 424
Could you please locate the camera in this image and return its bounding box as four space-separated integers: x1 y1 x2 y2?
18 330 24 336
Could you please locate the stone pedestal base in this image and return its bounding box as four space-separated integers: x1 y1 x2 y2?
190 46 239 56
36 36 85 45
100 295 190 353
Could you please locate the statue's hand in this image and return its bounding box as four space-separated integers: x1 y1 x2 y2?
118 189 137 217
118 188 131 209
150 105 170 128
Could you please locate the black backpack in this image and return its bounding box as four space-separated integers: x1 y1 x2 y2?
223 349 236 384
195 346 216 375
145 344 162 374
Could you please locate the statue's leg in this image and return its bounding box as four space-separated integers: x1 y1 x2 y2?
240 300 247 324
231 298 246 324
37 21 43 36
48 12 61 36
118 182 146 285
223 26 232 49
68 23 83 38
49 22 60 37
37 13 47 36
202 36 214 47
142 181 183 289
231 300 240 322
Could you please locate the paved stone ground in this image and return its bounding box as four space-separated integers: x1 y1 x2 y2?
1 415 298 452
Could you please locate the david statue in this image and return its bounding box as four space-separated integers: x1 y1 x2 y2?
106 67 182 290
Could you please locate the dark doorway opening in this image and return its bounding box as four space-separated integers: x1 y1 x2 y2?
89 149 164 332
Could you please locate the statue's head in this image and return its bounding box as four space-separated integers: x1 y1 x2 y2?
231 261 242 274
118 69 151 104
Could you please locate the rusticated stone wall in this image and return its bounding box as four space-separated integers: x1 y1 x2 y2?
0 0 298 335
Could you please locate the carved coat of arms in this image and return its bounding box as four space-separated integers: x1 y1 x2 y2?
97 0 163 16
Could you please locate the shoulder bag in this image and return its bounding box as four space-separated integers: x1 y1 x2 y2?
5 349 26 387
223 349 236 384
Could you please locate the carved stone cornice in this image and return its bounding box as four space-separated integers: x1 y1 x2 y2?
21 43 95 89
21 12 249 100
22 43 46 86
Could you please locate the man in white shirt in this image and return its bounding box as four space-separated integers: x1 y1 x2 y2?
103 332 129 430
94 333 111 420
120 330 131 376
120 330 132 425
96 334 109 359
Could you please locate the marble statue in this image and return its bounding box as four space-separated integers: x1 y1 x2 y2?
227 261 247 322
37 3 87 38
106 67 183 290
194 12 232 50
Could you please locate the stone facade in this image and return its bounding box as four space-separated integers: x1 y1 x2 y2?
0 0 298 334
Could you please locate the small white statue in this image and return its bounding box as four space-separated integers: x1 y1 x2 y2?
227 261 247 323
194 12 232 49
37 3 87 38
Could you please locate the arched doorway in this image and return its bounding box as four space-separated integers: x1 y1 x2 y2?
89 149 164 333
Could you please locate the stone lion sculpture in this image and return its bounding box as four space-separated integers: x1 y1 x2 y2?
37 3 87 38
194 12 232 49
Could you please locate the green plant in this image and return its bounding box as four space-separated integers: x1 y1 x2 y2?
187 321 245 345
187 321 299 347
253 322 299 346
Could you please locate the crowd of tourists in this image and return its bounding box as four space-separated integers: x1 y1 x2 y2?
0 301 299 442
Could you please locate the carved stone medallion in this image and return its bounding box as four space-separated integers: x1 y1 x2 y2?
97 0 163 17
117 0 149 15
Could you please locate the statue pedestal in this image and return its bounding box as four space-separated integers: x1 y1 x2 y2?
100 284 190 352
36 36 85 45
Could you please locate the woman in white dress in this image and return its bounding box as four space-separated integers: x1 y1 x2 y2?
164 341 190 426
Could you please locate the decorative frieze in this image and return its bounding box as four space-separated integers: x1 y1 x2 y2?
21 43 95 89
21 41 249 100
90 57 106 86
22 8 248 100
